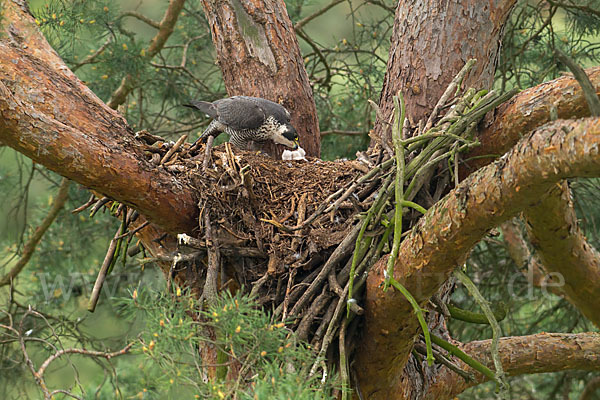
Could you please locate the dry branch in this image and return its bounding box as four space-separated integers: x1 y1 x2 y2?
0 178 70 287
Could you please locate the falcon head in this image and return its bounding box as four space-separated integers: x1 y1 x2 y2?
254 97 298 150
273 119 299 150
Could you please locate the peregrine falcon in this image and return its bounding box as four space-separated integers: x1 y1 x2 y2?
185 96 299 150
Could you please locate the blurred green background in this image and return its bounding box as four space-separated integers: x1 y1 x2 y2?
1 0 600 398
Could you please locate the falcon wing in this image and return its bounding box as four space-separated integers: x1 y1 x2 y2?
214 96 266 131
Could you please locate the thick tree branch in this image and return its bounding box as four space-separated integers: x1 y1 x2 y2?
0 178 70 287
471 66 600 328
519 57 600 328
462 66 600 176
0 1 197 234
524 182 600 327
355 117 600 399
424 332 600 400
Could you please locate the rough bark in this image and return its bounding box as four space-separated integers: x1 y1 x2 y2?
355 117 600 399
0 0 197 234
372 0 516 146
424 332 600 400
580 376 600 400
200 0 320 158
462 66 600 177
524 182 600 327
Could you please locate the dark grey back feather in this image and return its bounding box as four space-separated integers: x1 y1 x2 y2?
213 97 266 130
187 96 292 131
235 96 291 124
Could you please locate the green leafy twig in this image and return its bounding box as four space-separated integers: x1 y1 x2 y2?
447 302 507 324
347 174 394 315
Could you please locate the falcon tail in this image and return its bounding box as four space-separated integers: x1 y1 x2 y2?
184 100 218 118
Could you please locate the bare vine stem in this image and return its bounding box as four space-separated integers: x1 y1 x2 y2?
454 268 508 396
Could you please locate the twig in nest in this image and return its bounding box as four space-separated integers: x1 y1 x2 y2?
225 142 240 173
414 342 474 382
274 267 322 317
88 207 132 312
281 267 297 321
71 194 96 214
289 223 361 317
313 299 338 345
89 197 110 217
241 165 259 208
310 278 349 376
296 288 332 342
291 193 307 251
202 135 215 171
177 233 265 257
202 212 220 305
279 196 296 224
250 273 269 298
115 221 150 240
160 134 187 165
424 58 477 133
267 253 280 275
260 218 293 233
328 268 344 297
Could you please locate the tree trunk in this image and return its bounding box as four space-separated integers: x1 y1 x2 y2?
357 1 516 397
200 0 320 158
372 0 516 148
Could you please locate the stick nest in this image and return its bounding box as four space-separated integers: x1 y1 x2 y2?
189 145 361 275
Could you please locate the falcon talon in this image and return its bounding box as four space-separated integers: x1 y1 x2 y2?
184 96 299 151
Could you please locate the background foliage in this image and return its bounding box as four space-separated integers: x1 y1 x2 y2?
1 0 600 398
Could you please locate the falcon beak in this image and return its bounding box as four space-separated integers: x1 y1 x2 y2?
292 138 299 150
